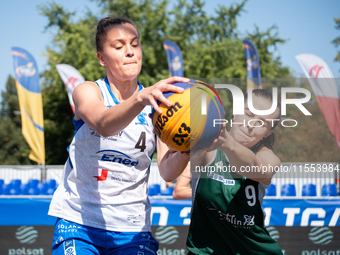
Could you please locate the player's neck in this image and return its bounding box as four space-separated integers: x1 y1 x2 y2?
107 77 139 102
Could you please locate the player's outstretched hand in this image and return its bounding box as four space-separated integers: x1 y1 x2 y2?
192 125 228 156
137 76 190 114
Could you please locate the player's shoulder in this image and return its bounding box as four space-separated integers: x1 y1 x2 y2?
73 81 100 96
74 80 98 90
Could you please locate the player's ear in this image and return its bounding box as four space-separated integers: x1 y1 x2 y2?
97 52 106 66
264 129 274 138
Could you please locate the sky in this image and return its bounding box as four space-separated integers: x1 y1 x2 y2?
1 0 340 101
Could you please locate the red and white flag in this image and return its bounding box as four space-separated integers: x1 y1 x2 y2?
56 64 85 113
296 53 340 149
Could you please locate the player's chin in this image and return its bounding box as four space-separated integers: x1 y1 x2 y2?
124 72 139 79
125 64 141 72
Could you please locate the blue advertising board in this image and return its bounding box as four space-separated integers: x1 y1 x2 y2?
0 197 339 227
1 197 340 255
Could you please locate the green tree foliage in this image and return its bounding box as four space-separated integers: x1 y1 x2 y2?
93 0 289 82
1 0 336 166
38 3 102 165
0 75 33 165
92 0 289 131
31 0 289 164
332 16 340 65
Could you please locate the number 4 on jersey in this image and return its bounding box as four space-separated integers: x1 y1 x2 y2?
135 132 146 152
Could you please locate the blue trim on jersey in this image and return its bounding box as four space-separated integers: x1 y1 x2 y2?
104 77 119 105
148 145 156 172
137 81 143 91
148 134 157 172
95 80 104 100
104 77 143 105
66 116 85 154
68 157 73 170
66 116 85 153
73 116 85 132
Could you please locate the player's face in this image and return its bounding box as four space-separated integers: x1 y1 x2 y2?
230 95 279 148
97 23 142 82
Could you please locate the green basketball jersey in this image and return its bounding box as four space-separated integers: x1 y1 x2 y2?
187 150 283 255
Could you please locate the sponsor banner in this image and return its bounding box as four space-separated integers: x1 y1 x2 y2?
0 226 53 255
56 64 85 113
152 226 188 255
151 199 340 227
263 199 340 227
242 39 262 89
0 198 55 225
153 226 340 255
150 198 340 227
163 40 184 77
1 225 339 255
274 226 340 255
295 53 340 149
0 198 339 227
11 47 45 164
150 199 192 226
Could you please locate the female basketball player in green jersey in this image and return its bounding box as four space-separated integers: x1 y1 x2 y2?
186 89 283 255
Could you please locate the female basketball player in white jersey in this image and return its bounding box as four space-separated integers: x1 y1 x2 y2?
48 16 190 255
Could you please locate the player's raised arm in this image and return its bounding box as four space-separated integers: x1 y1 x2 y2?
73 77 188 138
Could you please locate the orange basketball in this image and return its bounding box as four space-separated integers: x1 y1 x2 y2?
152 79 225 152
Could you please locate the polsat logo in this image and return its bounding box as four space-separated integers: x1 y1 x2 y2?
15 62 36 77
154 226 179 244
15 226 38 244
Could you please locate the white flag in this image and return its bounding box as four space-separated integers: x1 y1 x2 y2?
295 53 340 149
56 64 85 113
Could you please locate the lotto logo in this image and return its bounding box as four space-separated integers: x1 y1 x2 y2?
64 240 76 255
64 241 73 247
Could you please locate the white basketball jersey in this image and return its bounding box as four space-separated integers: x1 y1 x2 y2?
48 78 156 232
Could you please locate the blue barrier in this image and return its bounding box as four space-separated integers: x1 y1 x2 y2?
281 184 296 196
322 183 338 196
302 184 317 196
0 197 340 227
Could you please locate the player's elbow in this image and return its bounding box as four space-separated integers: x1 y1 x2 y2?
161 174 175 183
172 190 180 200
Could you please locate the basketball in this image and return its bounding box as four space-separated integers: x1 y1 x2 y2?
152 79 225 152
